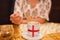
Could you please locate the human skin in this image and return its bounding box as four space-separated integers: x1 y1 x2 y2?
10 0 46 24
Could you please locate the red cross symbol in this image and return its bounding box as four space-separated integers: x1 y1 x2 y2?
28 25 39 37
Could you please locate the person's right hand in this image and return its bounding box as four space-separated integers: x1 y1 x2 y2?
10 13 22 24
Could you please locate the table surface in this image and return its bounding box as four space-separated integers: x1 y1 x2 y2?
20 31 60 40
13 23 60 40
0 24 60 40
41 32 60 40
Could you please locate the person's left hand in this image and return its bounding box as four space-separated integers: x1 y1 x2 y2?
27 17 46 24
34 17 46 24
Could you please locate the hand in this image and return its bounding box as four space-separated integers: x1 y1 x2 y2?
33 17 46 24
10 13 22 24
23 17 46 24
26 17 46 24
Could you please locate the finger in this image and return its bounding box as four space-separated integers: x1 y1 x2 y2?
10 14 14 18
10 15 22 22
10 18 21 21
10 14 21 21
10 13 20 18
14 12 20 17
10 16 22 24
22 20 28 24
11 19 22 24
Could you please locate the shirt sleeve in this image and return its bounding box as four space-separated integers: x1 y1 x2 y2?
14 0 23 17
39 0 52 21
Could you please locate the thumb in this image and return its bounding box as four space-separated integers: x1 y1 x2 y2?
14 12 23 17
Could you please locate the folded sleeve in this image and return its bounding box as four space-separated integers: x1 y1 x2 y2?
14 0 23 17
39 0 52 21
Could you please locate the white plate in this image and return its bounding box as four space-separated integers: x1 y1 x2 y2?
21 32 43 40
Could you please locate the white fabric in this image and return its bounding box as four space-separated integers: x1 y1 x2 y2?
20 23 60 36
14 0 52 21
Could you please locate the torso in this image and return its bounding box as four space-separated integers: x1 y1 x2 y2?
14 0 51 20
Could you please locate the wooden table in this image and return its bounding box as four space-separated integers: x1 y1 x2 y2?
0 24 60 40
10 23 60 40
41 32 60 40
16 28 60 40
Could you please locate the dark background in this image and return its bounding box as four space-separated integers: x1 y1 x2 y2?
0 0 60 24
0 0 15 24
49 0 60 23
